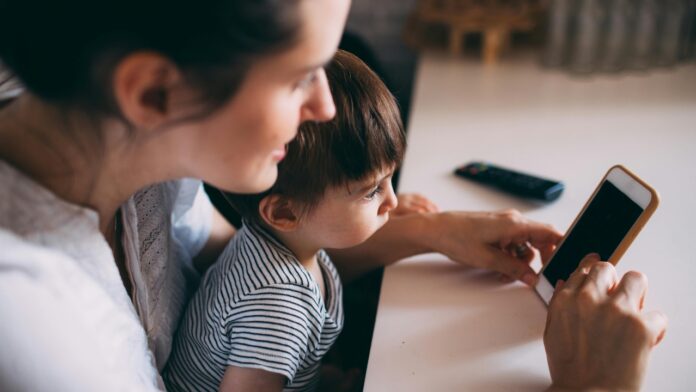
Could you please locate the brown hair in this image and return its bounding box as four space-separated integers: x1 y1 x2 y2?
0 0 302 117
224 49 406 222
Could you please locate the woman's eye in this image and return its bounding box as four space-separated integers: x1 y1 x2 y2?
295 71 318 90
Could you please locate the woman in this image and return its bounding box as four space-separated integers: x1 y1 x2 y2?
0 0 666 391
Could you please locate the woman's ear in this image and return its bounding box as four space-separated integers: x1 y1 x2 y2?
113 52 182 129
258 195 301 232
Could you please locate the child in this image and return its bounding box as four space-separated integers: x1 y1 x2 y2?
164 49 407 392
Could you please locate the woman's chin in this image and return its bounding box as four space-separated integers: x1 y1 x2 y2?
241 178 277 194
214 169 278 195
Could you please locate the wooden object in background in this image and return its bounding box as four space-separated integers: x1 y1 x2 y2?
405 0 547 63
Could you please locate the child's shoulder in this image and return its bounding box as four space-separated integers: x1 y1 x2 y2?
317 249 340 278
212 223 320 296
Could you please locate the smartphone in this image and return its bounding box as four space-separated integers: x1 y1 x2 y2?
535 165 659 305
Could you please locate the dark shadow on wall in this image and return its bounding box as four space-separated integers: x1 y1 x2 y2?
340 31 415 137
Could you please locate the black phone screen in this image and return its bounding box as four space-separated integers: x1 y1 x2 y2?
542 181 644 286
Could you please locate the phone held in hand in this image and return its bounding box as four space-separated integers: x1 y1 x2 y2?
535 165 659 305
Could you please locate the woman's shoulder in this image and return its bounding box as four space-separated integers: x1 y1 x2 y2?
0 229 164 391
0 228 68 276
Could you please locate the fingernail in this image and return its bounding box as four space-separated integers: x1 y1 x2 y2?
586 253 601 260
522 272 537 286
514 243 530 257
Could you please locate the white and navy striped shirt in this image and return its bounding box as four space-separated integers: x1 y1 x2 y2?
164 222 344 391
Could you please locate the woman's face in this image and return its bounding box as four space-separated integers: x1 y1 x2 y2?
174 0 351 194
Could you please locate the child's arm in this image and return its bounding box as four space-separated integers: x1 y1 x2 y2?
327 210 561 284
219 366 285 392
217 283 325 392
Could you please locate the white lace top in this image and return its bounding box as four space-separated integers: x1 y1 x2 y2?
0 160 213 391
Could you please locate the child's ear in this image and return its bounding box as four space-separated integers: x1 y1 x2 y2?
258 195 300 232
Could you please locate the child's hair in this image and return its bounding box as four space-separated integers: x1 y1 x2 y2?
224 49 406 222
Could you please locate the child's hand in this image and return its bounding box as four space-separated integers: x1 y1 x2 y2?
392 193 439 217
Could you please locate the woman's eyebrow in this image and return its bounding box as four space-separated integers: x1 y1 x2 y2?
296 57 332 75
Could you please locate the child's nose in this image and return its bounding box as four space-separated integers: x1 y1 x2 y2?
378 184 398 216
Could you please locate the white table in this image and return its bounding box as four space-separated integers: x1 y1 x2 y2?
364 53 696 391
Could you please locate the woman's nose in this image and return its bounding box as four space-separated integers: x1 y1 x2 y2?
299 69 336 123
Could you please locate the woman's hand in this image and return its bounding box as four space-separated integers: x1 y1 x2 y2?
544 255 668 391
392 193 439 217
428 209 562 286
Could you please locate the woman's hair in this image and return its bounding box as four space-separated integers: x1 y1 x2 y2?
0 0 302 117
224 49 406 222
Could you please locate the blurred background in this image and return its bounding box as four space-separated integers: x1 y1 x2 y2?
344 0 695 131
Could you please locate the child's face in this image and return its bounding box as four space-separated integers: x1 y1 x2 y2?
297 168 398 249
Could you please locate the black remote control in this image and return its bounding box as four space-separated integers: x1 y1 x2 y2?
454 161 564 202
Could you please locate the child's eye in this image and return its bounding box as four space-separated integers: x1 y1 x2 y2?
294 71 318 90
364 185 383 201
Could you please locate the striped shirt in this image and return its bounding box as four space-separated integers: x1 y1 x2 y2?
164 222 344 391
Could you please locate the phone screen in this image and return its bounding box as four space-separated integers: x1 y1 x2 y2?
542 181 644 286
